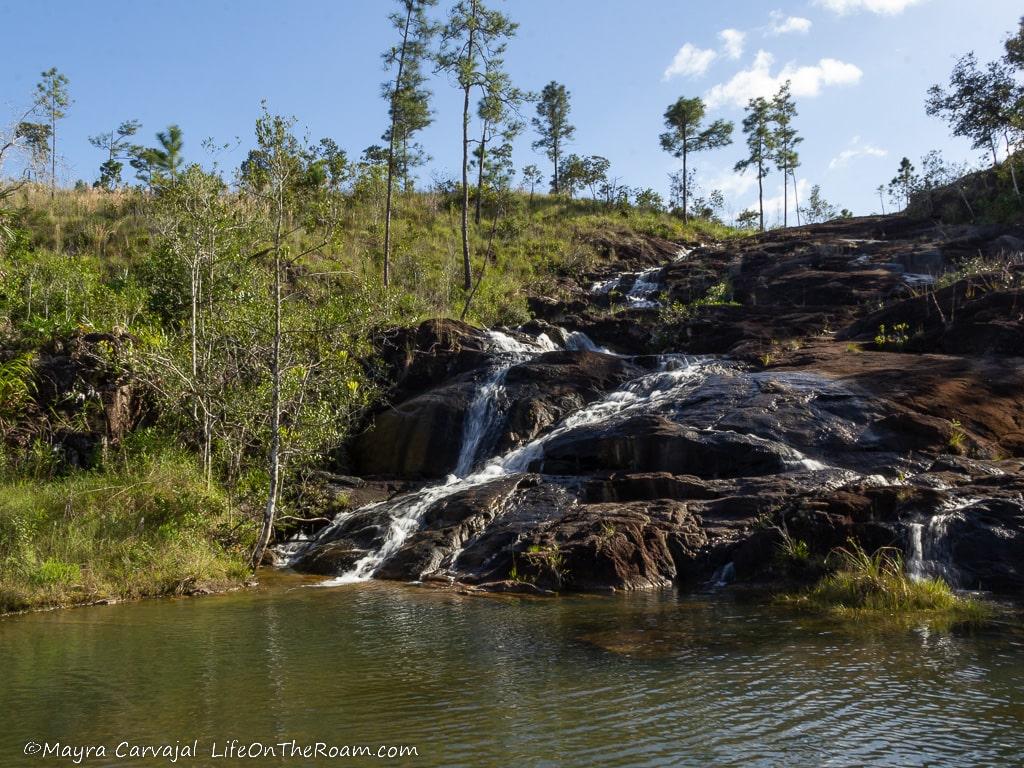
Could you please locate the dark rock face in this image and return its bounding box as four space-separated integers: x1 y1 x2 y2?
352 350 641 479
289 218 1024 598
944 497 1024 592
353 380 480 478
536 414 800 478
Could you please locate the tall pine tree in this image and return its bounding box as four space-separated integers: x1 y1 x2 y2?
381 0 437 288
437 0 517 292
659 97 733 222
531 82 575 195
734 96 773 232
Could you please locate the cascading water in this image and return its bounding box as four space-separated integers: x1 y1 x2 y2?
905 497 977 584
453 330 541 477
287 355 721 583
589 266 664 309
625 267 663 308
279 244 862 587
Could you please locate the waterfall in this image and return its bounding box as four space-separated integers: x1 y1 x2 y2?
625 267 663 308
563 330 611 354
905 498 977 584
454 366 511 478
590 276 621 294
454 329 555 477
293 356 721 583
589 267 664 308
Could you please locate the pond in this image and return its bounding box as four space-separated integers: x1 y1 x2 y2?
2 574 1023 767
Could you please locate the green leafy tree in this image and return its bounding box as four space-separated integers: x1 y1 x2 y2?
437 0 518 291
1006 16 1024 68
735 209 760 230
472 68 526 223
582 155 610 200
381 0 437 288
803 184 838 224
926 53 1015 171
633 188 665 212
244 107 357 568
148 165 256 484
531 81 575 195
770 81 802 227
521 163 543 204
734 96 773 231
34 67 71 198
658 96 733 222
89 119 141 190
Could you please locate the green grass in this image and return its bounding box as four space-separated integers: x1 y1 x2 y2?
0 450 252 614
779 542 989 623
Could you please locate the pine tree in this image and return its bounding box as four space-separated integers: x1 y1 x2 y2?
734 96 773 232
659 97 733 223
770 81 802 227
888 157 919 211
521 164 543 205
34 68 70 198
531 82 575 195
89 119 141 190
381 0 437 288
472 67 526 224
437 0 518 292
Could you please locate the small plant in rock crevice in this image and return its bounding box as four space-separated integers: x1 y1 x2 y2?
948 418 968 453
874 322 911 350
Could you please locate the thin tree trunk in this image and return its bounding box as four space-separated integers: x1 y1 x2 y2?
757 164 764 233
553 136 559 195
1005 132 1020 199
460 80 472 291
792 170 801 226
782 159 788 227
50 107 56 199
682 139 688 224
475 122 487 225
383 6 414 289
253 183 284 570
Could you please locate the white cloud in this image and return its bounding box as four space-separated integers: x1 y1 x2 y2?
828 136 888 170
719 29 746 59
745 178 811 220
815 0 927 15
704 50 862 109
703 168 756 199
768 11 812 35
663 43 718 80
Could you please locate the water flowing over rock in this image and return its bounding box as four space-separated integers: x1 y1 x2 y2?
283 216 1024 596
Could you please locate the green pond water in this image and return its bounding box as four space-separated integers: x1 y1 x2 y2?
2 573 1024 768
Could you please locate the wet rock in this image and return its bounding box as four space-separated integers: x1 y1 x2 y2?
495 351 642 452
944 497 1024 592
535 414 801 478
353 379 479 478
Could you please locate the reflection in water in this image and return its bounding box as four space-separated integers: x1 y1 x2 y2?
1 576 1023 767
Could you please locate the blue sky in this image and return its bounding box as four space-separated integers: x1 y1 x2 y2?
0 0 1020 218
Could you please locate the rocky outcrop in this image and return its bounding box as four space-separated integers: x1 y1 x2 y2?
289 217 1024 598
